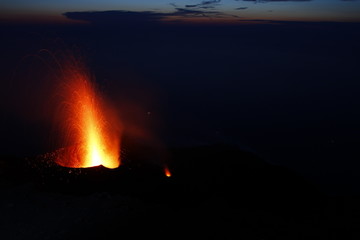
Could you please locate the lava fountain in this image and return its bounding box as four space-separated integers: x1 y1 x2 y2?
53 57 121 169
164 166 172 177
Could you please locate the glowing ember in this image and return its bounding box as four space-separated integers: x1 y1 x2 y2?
164 167 172 177
54 57 121 169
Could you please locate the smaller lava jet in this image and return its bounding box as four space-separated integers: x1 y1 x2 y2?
164 166 172 177
53 55 122 169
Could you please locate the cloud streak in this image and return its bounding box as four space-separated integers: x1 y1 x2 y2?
240 0 311 2
185 0 222 9
63 8 231 25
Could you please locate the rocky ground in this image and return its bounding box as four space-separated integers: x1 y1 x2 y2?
1 145 359 240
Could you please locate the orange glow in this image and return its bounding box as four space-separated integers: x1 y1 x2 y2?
54 58 121 169
164 167 172 177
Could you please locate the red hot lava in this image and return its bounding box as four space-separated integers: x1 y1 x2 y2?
53 57 122 169
164 166 172 177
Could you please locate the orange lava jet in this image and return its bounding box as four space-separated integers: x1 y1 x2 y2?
54 58 121 169
164 166 172 177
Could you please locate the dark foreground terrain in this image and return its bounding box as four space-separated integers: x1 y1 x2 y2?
1 144 359 240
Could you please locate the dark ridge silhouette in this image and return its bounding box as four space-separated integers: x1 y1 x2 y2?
0 145 356 239
1 143 325 208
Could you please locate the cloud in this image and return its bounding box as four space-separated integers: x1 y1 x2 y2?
173 8 219 16
185 0 222 9
63 11 164 25
237 0 356 1
63 9 227 25
240 0 311 2
235 7 249 10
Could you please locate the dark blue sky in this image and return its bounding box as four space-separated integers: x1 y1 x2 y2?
1 0 360 23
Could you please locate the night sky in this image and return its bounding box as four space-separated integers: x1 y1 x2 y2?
1 0 360 23
1 0 360 195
